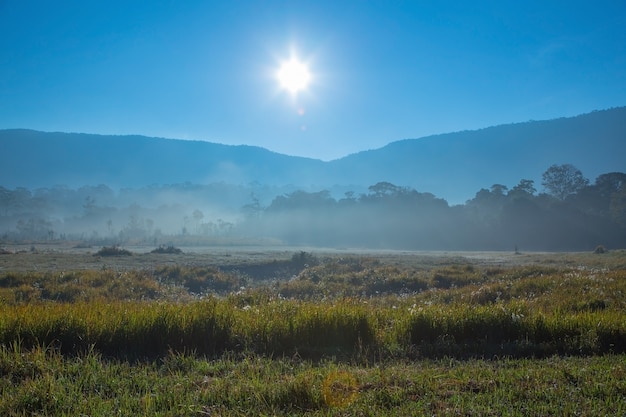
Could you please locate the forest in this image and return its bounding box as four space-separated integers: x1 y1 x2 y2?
1 164 625 251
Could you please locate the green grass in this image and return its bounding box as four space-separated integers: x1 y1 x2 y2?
1 251 626 415
0 294 624 360
1 345 625 416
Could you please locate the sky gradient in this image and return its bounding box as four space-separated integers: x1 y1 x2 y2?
1 1 625 161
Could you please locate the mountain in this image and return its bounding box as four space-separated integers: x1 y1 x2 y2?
0 130 326 189
1 107 625 203
328 107 626 202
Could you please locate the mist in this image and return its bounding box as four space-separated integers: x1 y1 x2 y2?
0 183 260 244
2 168 625 252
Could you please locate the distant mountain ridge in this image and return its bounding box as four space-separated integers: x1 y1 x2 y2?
1 107 625 203
0 129 326 189
328 107 626 202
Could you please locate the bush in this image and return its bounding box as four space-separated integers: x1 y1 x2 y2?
94 246 132 257
291 251 319 269
151 245 183 254
594 245 607 254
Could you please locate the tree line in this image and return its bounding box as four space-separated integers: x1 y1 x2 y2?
241 164 626 251
1 164 625 251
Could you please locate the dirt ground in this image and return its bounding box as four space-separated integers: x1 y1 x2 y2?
1 241 624 273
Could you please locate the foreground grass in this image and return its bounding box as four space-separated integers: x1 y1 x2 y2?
1 345 625 416
1 251 626 415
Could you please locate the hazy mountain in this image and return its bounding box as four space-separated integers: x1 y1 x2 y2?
1 107 625 203
327 107 626 203
0 130 326 189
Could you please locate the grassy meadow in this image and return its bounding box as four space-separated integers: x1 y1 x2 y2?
0 247 625 415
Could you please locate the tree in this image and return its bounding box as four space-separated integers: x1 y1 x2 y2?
106 219 114 236
541 164 589 200
16 217 53 239
573 172 626 216
468 185 507 208
120 215 146 240
242 193 262 219
490 184 508 196
83 196 96 214
508 179 536 199
367 182 405 198
267 190 334 211
338 191 357 207
594 172 626 198
192 209 204 233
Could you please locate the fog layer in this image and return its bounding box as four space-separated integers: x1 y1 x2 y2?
2 166 625 252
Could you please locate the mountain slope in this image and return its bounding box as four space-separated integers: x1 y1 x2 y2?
0 130 325 189
1 107 625 203
327 107 626 202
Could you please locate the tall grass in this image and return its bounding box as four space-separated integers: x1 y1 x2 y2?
1 296 624 360
1 255 625 359
2 253 626 415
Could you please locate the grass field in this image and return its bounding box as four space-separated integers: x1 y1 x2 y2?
1 244 625 415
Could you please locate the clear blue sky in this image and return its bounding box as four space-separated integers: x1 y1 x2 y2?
1 1 625 161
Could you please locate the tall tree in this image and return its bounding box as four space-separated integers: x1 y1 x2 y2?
508 179 536 199
541 164 589 200
594 172 626 198
367 182 405 198
490 184 508 196
573 172 626 216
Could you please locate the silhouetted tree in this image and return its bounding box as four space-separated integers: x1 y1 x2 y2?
267 190 334 211
508 179 536 199
242 193 262 219
120 215 146 241
366 182 406 199
573 172 626 217
339 191 357 206
16 217 53 239
541 164 589 200
490 184 508 196
595 172 626 198
192 209 204 233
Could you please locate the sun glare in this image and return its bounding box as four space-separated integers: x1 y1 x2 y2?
276 57 311 94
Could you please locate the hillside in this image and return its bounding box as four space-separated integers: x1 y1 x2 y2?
0 130 325 190
328 107 626 202
1 107 625 203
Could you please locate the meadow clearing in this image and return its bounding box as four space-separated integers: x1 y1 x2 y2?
0 244 625 416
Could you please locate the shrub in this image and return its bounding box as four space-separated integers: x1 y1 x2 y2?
291 251 319 269
150 245 183 254
594 245 607 254
94 246 132 257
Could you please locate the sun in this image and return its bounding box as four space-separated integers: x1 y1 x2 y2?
276 57 311 94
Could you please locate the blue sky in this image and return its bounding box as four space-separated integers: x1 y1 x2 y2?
1 1 625 161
